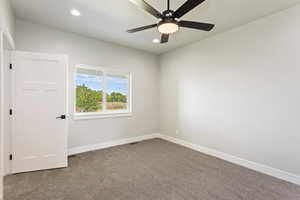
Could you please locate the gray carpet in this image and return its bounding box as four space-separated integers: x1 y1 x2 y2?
4 139 300 200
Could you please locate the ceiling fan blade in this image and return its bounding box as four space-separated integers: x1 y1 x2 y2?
129 0 163 19
161 34 169 43
127 24 157 33
173 0 205 18
179 20 214 31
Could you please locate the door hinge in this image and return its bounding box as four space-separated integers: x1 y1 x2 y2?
9 64 12 70
9 154 12 160
9 109 12 115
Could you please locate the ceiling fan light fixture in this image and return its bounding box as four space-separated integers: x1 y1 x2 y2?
157 21 179 34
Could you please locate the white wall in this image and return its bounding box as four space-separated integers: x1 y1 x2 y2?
160 4 300 176
14 19 160 150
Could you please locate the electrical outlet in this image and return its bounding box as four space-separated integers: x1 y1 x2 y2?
175 130 180 135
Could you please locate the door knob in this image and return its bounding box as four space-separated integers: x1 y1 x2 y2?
56 115 66 119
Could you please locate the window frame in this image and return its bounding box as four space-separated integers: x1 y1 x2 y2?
74 64 132 120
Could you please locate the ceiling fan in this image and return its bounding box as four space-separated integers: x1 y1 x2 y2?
127 0 215 44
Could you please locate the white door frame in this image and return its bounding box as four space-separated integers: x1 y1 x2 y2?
0 28 15 200
10 51 69 174
0 29 4 200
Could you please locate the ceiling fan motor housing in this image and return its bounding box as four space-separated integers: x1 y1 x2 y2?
162 10 175 18
158 11 179 34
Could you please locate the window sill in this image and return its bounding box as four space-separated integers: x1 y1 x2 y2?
73 112 132 120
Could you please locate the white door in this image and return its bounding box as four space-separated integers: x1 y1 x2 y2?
11 51 68 173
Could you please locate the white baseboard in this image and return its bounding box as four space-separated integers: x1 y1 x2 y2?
43 133 300 186
68 133 160 156
157 134 300 186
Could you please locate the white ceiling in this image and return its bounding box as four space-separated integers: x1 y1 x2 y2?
11 0 300 54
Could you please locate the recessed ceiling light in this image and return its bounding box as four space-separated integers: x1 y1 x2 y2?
70 9 81 17
152 38 160 44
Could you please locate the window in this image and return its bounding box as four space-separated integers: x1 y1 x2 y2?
74 65 131 119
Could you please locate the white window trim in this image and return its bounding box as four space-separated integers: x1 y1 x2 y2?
73 64 132 120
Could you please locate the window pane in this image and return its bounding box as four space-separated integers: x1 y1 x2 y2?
76 69 103 113
106 74 129 111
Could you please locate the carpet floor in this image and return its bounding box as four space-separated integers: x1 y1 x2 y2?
4 139 300 200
